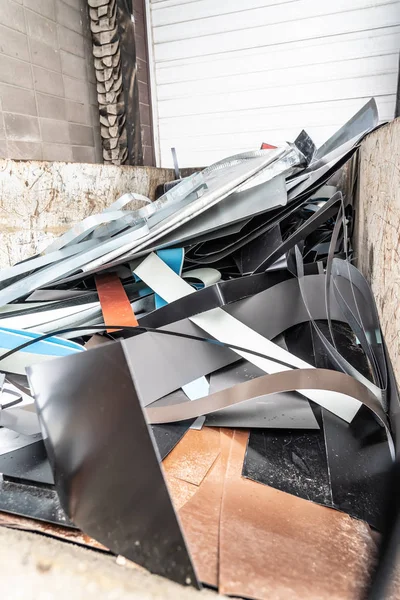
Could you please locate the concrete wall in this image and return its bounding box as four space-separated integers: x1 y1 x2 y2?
0 0 102 163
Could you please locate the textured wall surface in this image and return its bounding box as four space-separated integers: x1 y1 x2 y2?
0 0 102 163
0 159 177 267
355 118 400 386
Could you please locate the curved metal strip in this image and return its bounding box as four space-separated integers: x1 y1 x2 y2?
103 192 151 213
295 246 382 401
82 146 303 273
0 221 150 305
44 210 144 254
253 191 342 273
324 196 345 350
145 367 393 458
182 268 222 288
0 239 99 286
134 253 361 422
324 204 383 389
332 259 388 394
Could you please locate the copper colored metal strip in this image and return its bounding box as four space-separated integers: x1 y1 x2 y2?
95 272 138 332
219 430 375 600
162 427 221 487
178 429 234 588
163 475 198 512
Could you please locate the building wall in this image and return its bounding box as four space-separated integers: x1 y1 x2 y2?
133 0 156 166
0 0 102 163
148 0 400 167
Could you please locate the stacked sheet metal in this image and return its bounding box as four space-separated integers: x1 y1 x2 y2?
0 99 396 598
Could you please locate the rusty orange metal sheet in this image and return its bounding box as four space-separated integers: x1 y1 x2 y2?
162 427 220 487
218 430 375 600
178 429 234 587
164 474 198 512
0 511 107 551
95 272 138 332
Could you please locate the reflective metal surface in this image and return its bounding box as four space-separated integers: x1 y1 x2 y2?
27 342 199 587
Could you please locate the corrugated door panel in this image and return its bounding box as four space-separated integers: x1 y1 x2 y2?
156 30 400 85
153 0 397 41
157 55 399 100
148 0 400 167
154 5 400 61
152 0 302 25
158 73 396 116
158 97 396 140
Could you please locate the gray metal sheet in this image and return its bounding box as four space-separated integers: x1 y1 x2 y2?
27 342 199 587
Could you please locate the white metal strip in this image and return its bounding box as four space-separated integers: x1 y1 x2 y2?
134 253 361 422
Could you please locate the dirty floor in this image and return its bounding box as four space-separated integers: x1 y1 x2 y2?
0 526 220 600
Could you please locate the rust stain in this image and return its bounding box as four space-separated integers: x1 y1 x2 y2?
219 431 375 600
0 511 107 551
162 427 220 487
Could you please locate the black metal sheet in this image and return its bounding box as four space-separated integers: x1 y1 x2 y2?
242 318 392 529
241 322 331 503
138 270 290 330
253 192 342 273
311 321 391 530
0 440 54 486
294 129 316 164
232 224 283 275
285 321 316 366
322 407 391 531
27 342 199 588
242 426 332 506
0 478 74 528
151 421 194 460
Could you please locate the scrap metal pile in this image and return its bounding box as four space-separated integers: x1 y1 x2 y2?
0 99 397 599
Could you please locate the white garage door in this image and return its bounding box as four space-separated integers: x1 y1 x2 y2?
146 0 400 167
